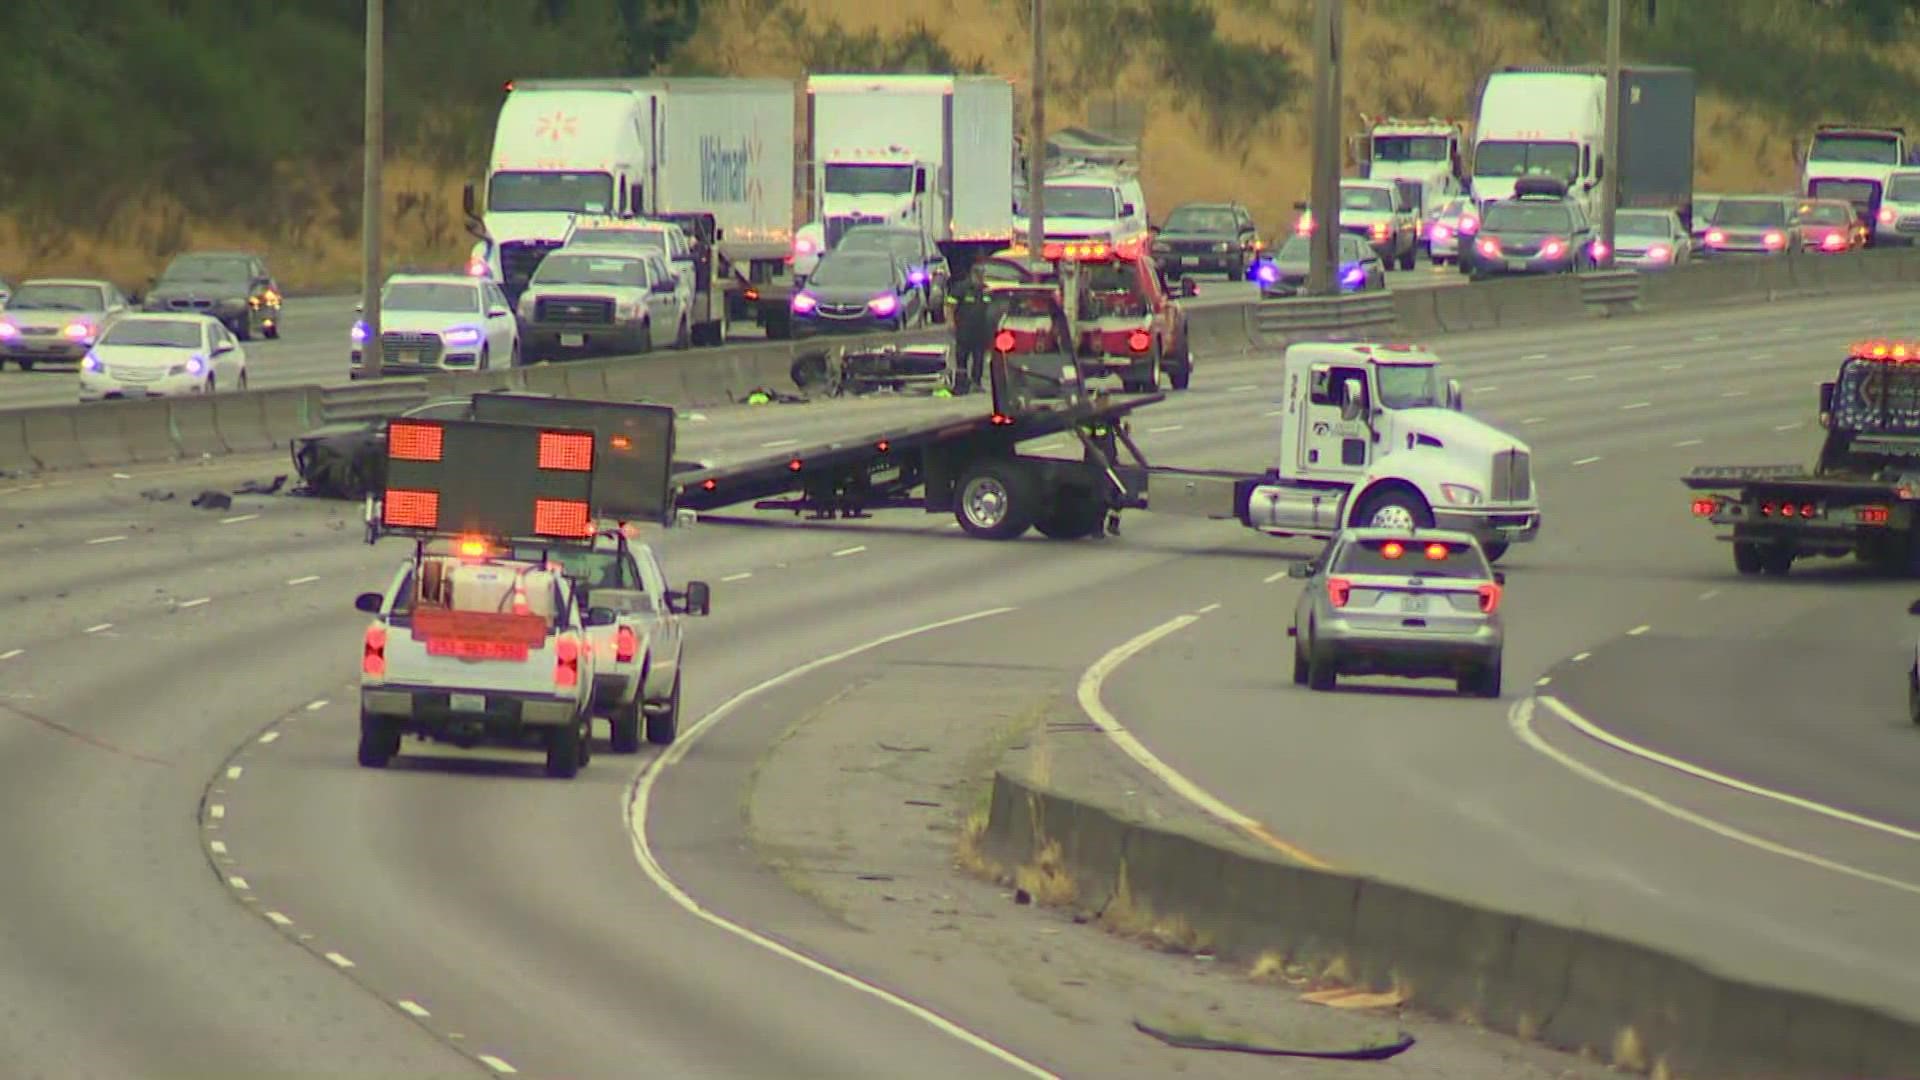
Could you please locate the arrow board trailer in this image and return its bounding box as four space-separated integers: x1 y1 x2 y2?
466 393 678 526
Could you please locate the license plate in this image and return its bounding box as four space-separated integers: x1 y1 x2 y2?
560 333 585 347
1400 594 1429 613
427 638 529 661
398 350 421 365
1507 258 1529 271
450 692 486 713
1177 257 1193 267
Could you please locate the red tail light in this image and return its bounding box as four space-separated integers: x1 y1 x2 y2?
554 634 580 688
994 329 1015 351
1590 239 1610 260
1763 230 1785 250
615 625 637 664
1459 214 1479 235
1327 577 1352 608
1859 504 1891 525
1477 582 1503 614
1705 228 1726 245
1127 329 1151 352
362 625 386 677
1477 237 1502 258
466 256 489 277
1540 237 1566 259
1430 224 1453 241
1691 497 1718 517
1821 231 1845 250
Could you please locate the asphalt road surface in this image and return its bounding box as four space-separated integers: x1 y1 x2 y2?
5 289 1892 1075
0 266 1460 414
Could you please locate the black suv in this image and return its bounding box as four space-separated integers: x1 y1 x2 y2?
1151 202 1262 280
1461 176 1599 279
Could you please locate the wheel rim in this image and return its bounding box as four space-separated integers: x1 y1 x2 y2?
961 476 1010 530
1369 503 1415 529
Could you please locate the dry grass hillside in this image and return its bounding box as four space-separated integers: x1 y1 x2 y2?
0 0 1853 292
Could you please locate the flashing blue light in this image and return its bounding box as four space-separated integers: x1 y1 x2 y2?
1340 265 1366 289
906 268 929 285
1254 262 1280 285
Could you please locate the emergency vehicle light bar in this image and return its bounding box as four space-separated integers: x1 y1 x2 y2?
1848 340 1920 362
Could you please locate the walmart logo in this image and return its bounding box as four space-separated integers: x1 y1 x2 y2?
701 135 751 204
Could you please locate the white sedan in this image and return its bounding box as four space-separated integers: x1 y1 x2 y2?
79 313 248 402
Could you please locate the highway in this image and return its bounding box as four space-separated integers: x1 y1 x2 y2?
0 267 1461 414
2 287 1888 1075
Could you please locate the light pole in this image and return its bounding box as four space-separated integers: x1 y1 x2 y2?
1307 0 1343 295
1027 0 1046 257
1599 0 1622 269
360 0 386 376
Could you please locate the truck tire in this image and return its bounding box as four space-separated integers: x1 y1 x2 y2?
1481 541 1509 563
1761 547 1794 576
1034 488 1106 539
1733 541 1764 575
1167 359 1192 390
610 696 643 754
954 459 1037 540
545 721 581 778
357 710 400 768
1354 486 1434 531
646 673 681 746
1307 629 1337 691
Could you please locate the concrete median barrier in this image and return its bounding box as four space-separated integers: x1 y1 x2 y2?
103 398 181 465
257 387 321 446
213 394 274 453
1390 288 1443 337
19 407 85 471
562 366 610 399
1430 282 1501 333
1639 256 1788 312
1181 301 1259 361
168 397 226 459
980 767 1920 1079
0 411 33 475
514 363 575 397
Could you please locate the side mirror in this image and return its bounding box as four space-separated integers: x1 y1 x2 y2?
586 607 619 627
652 278 676 294
213 342 235 356
463 182 477 216
1493 571 1506 586
1447 378 1464 411
1122 202 1137 217
489 306 511 318
354 591 383 613
1339 377 1366 422
1180 279 1199 298
1286 561 1313 579
684 580 711 616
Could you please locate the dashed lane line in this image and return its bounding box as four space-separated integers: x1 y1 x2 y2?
1262 569 1291 584
325 952 355 969
1521 417 1545 425
397 1000 431 1019
226 766 243 780
305 699 329 711
1567 374 1598 382
720 572 753 582
257 731 280 744
1605 344 1634 353
177 597 211 609
1147 424 1184 433
760 438 799 449
1673 438 1704 447
1572 456 1603 466
220 513 260 525
831 545 866 558
1620 401 1651 411
286 575 320 586
83 623 113 634
1627 624 1652 636
0 649 22 661
477 1055 519 1075
1520 352 1549 361
1228 384 1259 392
86 535 126 545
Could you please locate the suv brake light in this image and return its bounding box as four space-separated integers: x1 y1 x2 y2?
615 624 637 663
363 625 386 677
1327 577 1352 608
555 634 580 688
1477 582 1502 614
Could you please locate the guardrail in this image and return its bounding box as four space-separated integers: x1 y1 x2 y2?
8 248 1920 479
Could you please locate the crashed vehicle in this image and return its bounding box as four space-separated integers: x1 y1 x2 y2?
292 397 476 499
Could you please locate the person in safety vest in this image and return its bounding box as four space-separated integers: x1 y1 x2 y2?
945 264 993 394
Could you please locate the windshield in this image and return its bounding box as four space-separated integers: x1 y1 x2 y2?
102 319 201 348
533 254 647 287
1483 203 1572 232
1614 212 1670 237
1043 184 1120 219
160 255 251 284
1473 140 1579 183
1340 187 1392 212
488 171 614 214
7 284 104 311
1335 537 1490 579
1375 363 1443 409
1437 197 1469 218
1372 134 1450 162
383 282 480 313
1276 235 1365 265
808 252 893 288
1712 200 1787 228
838 231 921 264
1810 134 1901 165
571 228 666 252
1890 176 1920 202
1793 202 1852 225
1834 358 1920 434
824 163 914 196
508 547 639 590
1163 207 1235 232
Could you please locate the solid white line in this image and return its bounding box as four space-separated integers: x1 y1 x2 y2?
86 535 126 545
228 876 249 891
178 597 211 609
1196 603 1221 614
258 731 280 744
831 545 867 558
1700 589 1720 600
1626 624 1651 636
286 575 320 586
305 699 328 711
83 623 113 634
1147 424 1184 433
1721 389 1748 398
1534 677 1551 687
1572 456 1602 466
325 952 354 969
1673 438 1704 448
1520 352 1548 361
1619 401 1651 411
1567 374 1598 381
1262 569 1291 584
208 804 225 820
265 911 293 927
221 513 260 525
720 572 753 582
1514 699 1920 898
226 766 243 780
1264 409 1287 417
477 1056 518 1075
1774 422 1803 432
0 649 21 661
1521 417 1545 425
1077 613 1331 869
760 438 799 449
625 608 1055 1078
1229 384 1259 392
397 999 431 1019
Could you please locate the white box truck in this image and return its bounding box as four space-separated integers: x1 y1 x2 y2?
797 74 1016 277
463 78 795 338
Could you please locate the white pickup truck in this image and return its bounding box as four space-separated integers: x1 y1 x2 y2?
356 540 601 778
509 528 711 752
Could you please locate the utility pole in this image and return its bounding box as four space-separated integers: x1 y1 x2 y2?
1027 0 1046 258
1599 0 1622 269
1307 0 1343 295
360 0 386 377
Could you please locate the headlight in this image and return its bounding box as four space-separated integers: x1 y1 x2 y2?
1439 483 1483 506
350 321 369 344
0 323 17 339
442 326 483 348
184 355 207 376
82 352 103 373
64 322 94 341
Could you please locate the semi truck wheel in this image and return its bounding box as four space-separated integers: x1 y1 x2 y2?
1761 547 1794 576
954 459 1038 540
610 697 643 754
1733 541 1764 575
357 710 400 768
646 674 681 746
545 722 581 779
1354 487 1434 531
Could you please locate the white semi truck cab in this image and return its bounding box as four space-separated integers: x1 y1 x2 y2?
1354 116 1469 222
1800 124 1909 230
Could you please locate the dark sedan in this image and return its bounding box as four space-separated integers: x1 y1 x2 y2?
1463 193 1599 278
140 251 283 340
1151 202 1261 279
790 251 922 337
1249 233 1385 294
835 227 950 322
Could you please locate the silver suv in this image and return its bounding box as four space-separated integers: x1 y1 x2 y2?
1877 169 1920 245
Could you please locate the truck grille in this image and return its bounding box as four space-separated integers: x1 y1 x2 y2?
1164 239 1223 254
1491 449 1532 502
826 215 887 248
380 331 444 365
500 241 561 291
535 296 615 325
166 298 216 311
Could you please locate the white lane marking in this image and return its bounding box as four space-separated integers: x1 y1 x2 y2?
1626 624 1651 636
398 999 431 1019
1567 373 1598 381
1264 409 1287 417
683 412 709 422
1521 352 1548 360
228 876 249 890
1196 603 1221 615
1673 438 1704 448
1514 699 1920 898
258 731 280 744
1535 677 1552 687
305 699 328 711
208 804 226 820
1721 389 1748 398
1542 696 1920 844
1229 384 1259 392
1605 344 1634 353
477 1056 518 1075
720 572 753 582
221 513 260 525
1521 417 1545 425
1473 385 1499 394
83 623 113 634
86 535 126 545
1659 363 1685 371
1700 589 1721 600
1752 351 1774 359
286 575 320 586
1079 613 1330 868
1571 652 1591 662
1572 456 1602 466
1262 569 1291 584
1774 422 1803 432
1693 333 1720 342
760 438 799 449
266 911 293 927
111 472 132 480
624 607 1057 1080
226 766 243 780
1147 424 1184 433
325 952 355 969
0 649 21 661
831 545 867 558
209 840 227 854
1619 401 1651 411
178 597 211 609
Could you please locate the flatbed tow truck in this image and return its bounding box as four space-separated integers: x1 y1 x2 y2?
1686 338 1920 575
